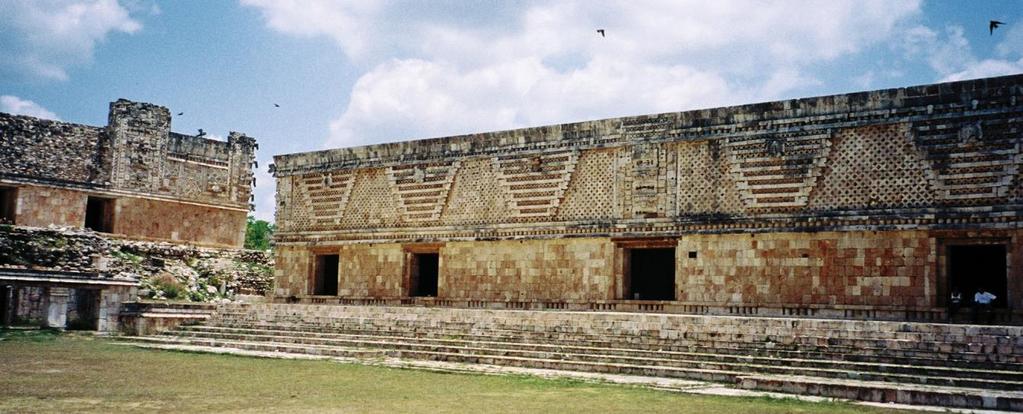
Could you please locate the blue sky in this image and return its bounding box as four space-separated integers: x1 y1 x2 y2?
1 0 1021 222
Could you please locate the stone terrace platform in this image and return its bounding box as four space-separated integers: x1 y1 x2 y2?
128 303 1023 411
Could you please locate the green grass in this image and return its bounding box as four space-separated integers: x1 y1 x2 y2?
0 331 912 413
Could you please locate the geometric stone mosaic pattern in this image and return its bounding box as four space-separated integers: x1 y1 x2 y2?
913 116 1022 204
809 124 934 210
272 74 1023 241
675 141 745 215
724 131 833 210
387 162 460 222
442 159 508 225
556 149 617 221
493 150 577 219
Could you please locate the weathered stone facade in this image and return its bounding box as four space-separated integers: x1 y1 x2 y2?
272 74 1023 322
0 99 256 247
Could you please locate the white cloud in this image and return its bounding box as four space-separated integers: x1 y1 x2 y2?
0 0 142 81
240 0 384 61
245 0 925 149
0 95 60 120
900 23 1023 82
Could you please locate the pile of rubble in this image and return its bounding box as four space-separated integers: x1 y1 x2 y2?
0 224 273 301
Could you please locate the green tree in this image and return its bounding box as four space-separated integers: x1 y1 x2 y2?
244 216 275 251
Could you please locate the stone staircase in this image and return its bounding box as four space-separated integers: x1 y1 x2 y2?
125 303 1023 411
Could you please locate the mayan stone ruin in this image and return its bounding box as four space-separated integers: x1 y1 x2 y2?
271 74 1023 323
0 99 267 332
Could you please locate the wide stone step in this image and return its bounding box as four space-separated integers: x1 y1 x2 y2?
132 333 1023 411
212 310 1023 341
737 374 1023 411
209 315 1023 352
176 325 1023 383
164 327 1023 391
196 320 1023 368
127 335 386 359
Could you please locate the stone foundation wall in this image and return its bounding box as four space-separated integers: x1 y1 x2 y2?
0 226 273 300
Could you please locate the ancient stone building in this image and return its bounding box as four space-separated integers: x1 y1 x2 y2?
0 99 258 331
272 74 1023 322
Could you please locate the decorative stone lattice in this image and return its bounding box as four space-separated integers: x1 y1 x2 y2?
442 159 508 225
724 131 833 210
556 148 617 221
675 141 745 215
913 117 1022 204
809 124 934 210
340 169 399 228
387 162 460 223
493 151 578 218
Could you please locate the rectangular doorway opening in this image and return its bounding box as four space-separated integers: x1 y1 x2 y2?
948 245 1007 308
84 196 115 233
626 248 676 301
0 187 16 224
313 254 339 296
410 253 439 297
66 289 100 331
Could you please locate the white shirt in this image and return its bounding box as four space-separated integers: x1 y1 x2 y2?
975 291 996 305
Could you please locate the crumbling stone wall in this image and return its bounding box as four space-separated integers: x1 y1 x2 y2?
0 115 107 184
0 225 273 300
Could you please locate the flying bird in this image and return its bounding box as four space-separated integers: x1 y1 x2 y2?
990 20 1006 35
274 103 280 108
177 112 183 116
596 29 605 37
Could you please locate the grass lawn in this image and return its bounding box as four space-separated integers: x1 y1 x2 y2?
0 330 912 413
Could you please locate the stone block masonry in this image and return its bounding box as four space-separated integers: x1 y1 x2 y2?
0 99 256 248
272 74 1023 322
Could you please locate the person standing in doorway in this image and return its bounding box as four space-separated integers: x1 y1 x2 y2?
973 286 997 324
947 287 963 322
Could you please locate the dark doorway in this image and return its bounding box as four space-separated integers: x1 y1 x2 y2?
411 253 439 297
948 245 1008 308
67 289 100 330
313 254 339 296
0 187 15 224
84 197 115 233
627 248 676 301
1 285 12 327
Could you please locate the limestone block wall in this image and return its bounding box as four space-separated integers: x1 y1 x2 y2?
11 185 88 228
677 231 935 308
273 245 312 297
442 239 614 301
112 197 247 247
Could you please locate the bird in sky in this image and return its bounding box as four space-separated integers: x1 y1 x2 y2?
177 112 183 116
274 103 280 108
597 29 605 37
990 20 1006 35
197 128 206 138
